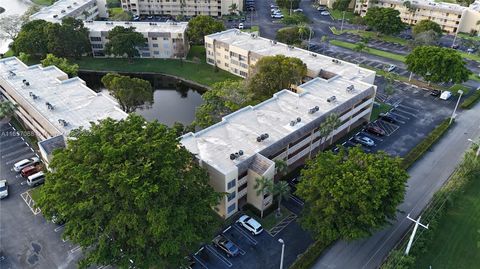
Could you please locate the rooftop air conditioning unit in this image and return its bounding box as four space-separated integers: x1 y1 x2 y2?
308 106 320 114
58 119 68 127
290 120 296 126
61 10 66 13
256 133 269 142
346 85 355 92
327 96 336 103
67 5 72 8
45 102 55 110
311 53 317 57
53 14 58 18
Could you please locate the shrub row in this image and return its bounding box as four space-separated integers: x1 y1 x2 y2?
460 89 480 109
289 239 332 269
401 118 452 169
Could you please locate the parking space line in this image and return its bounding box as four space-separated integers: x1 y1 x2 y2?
389 111 410 120
360 132 383 142
70 245 81 253
269 214 297 237
20 190 41 215
393 108 418 118
288 194 304 206
205 245 233 268
1 147 32 159
54 224 66 233
0 136 22 146
192 254 209 269
0 142 28 153
221 233 246 255
397 104 420 112
232 224 258 245
5 153 36 165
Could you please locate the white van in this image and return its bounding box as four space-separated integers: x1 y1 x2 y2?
27 171 45 187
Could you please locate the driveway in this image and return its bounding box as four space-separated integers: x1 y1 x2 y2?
313 97 480 268
0 122 81 269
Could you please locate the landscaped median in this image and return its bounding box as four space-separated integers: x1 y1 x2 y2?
460 89 480 109
330 27 408 46
329 39 406 62
401 118 453 169
289 239 333 269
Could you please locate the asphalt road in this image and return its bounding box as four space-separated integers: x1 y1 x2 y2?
313 102 480 268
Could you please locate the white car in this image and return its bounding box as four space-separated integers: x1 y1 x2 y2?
0 180 8 199
271 13 284 18
386 64 396 72
238 23 244 29
271 8 280 13
293 9 303 12
237 215 263 235
13 157 40 172
354 135 375 147
270 4 278 8
440 91 452 100
320 11 330 16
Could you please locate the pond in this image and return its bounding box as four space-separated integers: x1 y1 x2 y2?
78 72 205 127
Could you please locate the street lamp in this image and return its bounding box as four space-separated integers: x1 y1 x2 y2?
449 90 463 125
278 238 285 269
467 138 480 160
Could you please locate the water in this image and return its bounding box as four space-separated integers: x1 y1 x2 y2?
78 72 205 127
0 0 33 53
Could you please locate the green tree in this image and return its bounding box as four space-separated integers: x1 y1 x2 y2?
194 80 249 128
45 17 91 58
296 146 408 241
101 73 154 113
186 16 225 45
272 181 291 217
18 52 30 63
363 7 405 35
228 3 238 14
405 46 471 84
321 35 330 52
41 54 79 77
111 10 133 21
412 20 442 36
36 114 222 268
11 20 52 57
277 0 300 9
254 176 274 218
0 100 17 120
247 55 307 102
384 72 399 96
332 0 351 11
456 0 475 6
353 42 369 54
409 30 440 47
276 26 302 45
20 5 41 23
274 159 288 178
104 26 145 60
319 113 341 149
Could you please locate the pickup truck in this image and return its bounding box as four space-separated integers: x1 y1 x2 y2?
212 235 240 257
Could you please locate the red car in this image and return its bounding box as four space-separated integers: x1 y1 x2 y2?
366 125 386 136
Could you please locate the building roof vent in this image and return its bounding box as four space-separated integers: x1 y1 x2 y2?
106 22 114 25
29 92 39 100
310 53 317 57
346 85 355 93
8 70 16 77
256 133 269 142
308 106 320 114
327 96 337 103
61 10 66 13
45 102 54 110
22 79 30 87
53 14 59 18
73 2 78 5
58 119 68 127
332 59 341 64
67 5 72 8
288 45 294 50
230 150 244 160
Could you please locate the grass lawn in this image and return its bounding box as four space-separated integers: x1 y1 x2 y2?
245 206 292 231
2 50 14 58
31 0 54 5
460 51 480 62
413 169 480 269
329 39 407 62
108 7 124 17
329 10 356 21
458 32 480 42
330 27 408 46
469 73 480 82
30 186 42 203
449 84 470 96
242 25 260 33
370 102 392 121
73 54 240 87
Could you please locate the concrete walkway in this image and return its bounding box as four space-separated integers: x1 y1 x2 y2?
313 102 480 269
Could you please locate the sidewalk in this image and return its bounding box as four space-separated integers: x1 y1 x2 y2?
313 103 480 269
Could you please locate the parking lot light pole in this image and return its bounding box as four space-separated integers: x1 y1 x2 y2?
467 139 480 160
449 89 463 125
340 11 346 31
278 238 285 269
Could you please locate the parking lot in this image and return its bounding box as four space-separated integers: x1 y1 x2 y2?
0 122 81 269
334 76 460 157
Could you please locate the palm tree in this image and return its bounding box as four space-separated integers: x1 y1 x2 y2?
254 176 273 218
229 3 238 15
353 42 369 55
0 100 17 121
297 23 310 40
319 113 341 150
274 159 288 178
273 181 291 217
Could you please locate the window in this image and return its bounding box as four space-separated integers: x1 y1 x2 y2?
238 183 247 192
227 203 236 213
152 37 158 40
153 43 159 47
154 51 160 55
141 52 150 57
90 36 101 42
227 191 236 202
207 58 214 64
227 179 236 189
239 71 248 77
164 37 169 41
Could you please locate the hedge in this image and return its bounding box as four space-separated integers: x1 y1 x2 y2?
289 239 333 269
460 90 480 109
401 118 452 169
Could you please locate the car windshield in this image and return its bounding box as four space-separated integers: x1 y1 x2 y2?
0 186 7 192
225 242 238 252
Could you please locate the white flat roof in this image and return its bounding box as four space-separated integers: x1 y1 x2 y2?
383 0 474 12
30 0 96 23
180 76 374 174
207 29 375 82
85 21 188 34
0 57 128 135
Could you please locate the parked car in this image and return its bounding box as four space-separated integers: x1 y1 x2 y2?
0 180 8 199
240 17 246 22
20 164 42 178
238 215 263 235
320 11 330 16
133 15 140 21
212 235 240 257
247 6 255 11
317 6 327 11
440 91 452 100
293 8 303 12
270 4 278 8
365 125 386 136
354 135 375 147
238 23 244 29
27 171 45 187
271 13 284 18
379 113 398 124
385 64 396 72
271 8 280 13
13 157 40 172
147 15 154 19
430 89 441 97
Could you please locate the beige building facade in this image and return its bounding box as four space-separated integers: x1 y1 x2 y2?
85 21 189 58
355 0 480 34
120 0 243 17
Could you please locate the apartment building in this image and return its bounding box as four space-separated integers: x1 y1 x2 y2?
30 0 108 23
204 29 376 85
355 0 480 34
120 0 243 17
85 21 189 58
181 75 377 219
0 57 127 166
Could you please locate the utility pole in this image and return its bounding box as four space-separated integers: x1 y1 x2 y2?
340 11 346 31
307 27 313 51
405 214 429 255
450 89 463 125
467 139 480 160
278 239 285 269
451 25 460 48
